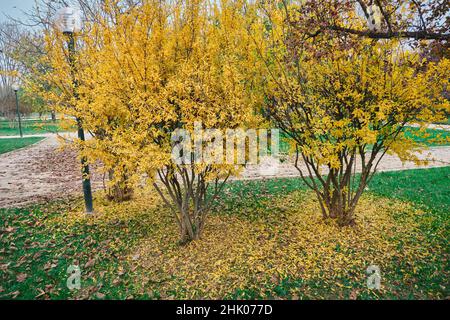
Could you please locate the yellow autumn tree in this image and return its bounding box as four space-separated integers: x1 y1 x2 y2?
253 2 449 226
33 0 263 241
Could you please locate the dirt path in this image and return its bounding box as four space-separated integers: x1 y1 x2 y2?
406 123 450 131
0 134 103 208
241 147 450 180
0 133 449 208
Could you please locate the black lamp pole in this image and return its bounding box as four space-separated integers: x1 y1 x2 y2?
13 89 23 138
66 31 94 213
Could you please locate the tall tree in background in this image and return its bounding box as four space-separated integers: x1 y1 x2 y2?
3 0 135 121
0 23 27 119
0 19 57 120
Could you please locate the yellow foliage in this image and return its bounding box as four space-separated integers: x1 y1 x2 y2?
253 2 450 168
30 0 264 190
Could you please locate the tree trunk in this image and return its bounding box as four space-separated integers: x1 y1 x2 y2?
154 166 230 244
107 169 133 202
179 208 201 244
335 202 356 227
326 189 356 227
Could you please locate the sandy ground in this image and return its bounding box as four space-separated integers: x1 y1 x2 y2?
0 134 103 208
406 123 450 131
242 147 450 180
0 132 449 208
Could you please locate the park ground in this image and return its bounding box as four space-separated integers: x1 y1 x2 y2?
0 167 448 299
0 118 449 299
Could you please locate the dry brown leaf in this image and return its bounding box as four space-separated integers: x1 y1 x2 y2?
95 292 105 299
349 289 359 300
84 258 96 268
16 273 27 283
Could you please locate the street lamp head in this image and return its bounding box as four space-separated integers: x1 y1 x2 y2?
366 5 382 32
11 82 20 92
55 7 83 34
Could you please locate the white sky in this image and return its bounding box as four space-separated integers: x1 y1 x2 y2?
0 0 36 23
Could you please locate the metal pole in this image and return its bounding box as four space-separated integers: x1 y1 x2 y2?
66 32 94 213
14 91 23 138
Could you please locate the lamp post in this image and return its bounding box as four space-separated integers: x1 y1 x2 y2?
56 7 94 213
11 82 23 138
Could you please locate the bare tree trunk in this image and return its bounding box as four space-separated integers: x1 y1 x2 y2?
154 165 229 244
293 147 379 227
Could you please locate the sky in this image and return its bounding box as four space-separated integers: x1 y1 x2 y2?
0 0 36 23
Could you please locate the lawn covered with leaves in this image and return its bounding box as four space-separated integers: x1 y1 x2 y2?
0 167 448 300
0 137 45 155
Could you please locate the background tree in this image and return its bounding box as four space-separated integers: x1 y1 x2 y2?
0 15 59 120
0 22 32 119
286 0 449 41
36 0 262 241
254 1 449 226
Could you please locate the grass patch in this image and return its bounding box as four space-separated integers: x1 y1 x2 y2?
0 167 448 300
0 120 67 136
403 127 450 146
0 137 45 154
0 193 160 300
368 167 450 212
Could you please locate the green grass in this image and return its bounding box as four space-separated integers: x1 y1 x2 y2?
0 120 64 136
0 167 448 299
220 166 449 211
403 127 450 146
0 137 45 154
365 168 449 299
0 195 158 299
368 167 450 212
